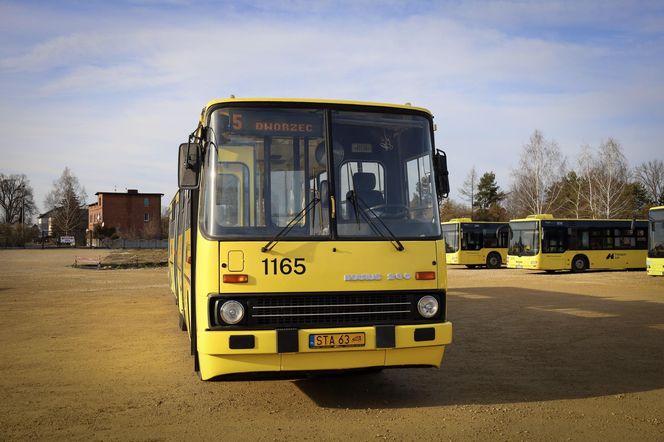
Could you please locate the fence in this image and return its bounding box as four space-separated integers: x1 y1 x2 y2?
88 238 168 249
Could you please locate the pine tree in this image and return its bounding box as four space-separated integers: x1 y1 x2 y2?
474 172 507 221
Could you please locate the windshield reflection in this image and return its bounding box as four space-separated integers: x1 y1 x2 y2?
202 106 441 240
649 210 664 258
508 221 540 256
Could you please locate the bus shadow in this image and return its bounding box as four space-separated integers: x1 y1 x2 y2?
294 286 664 409
526 269 646 275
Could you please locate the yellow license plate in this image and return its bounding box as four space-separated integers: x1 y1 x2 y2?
309 332 365 349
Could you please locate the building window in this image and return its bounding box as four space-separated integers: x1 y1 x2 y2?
144 212 150 223
144 197 149 207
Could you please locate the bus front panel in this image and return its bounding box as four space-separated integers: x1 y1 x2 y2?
195 237 451 379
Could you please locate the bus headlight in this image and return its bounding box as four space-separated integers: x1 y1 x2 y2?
220 300 245 325
417 295 439 318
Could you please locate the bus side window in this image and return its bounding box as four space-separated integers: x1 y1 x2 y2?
544 228 567 253
482 228 498 248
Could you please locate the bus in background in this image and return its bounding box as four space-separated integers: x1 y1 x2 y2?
441 218 508 269
169 97 452 380
647 206 664 276
507 214 648 273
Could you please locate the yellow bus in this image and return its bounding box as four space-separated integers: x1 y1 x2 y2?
507 214 648 273
167 195 177 299
647 206 664 276
441 218 508 268
169 98 453 379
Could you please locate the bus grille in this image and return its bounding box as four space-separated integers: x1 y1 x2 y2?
250 293 412 327
208 291 445 329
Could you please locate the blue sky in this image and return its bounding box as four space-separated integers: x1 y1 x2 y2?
1 0 663 213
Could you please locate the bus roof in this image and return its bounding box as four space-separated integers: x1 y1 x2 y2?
442 218 508 224
650 206 664 211
203 97 433 116
510 215 647 223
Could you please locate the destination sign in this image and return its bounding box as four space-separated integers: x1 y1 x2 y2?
228 110 323 137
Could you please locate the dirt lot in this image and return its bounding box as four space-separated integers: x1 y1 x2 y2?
1 249 663 441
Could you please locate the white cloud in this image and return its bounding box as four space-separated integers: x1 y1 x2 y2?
1 1 663 208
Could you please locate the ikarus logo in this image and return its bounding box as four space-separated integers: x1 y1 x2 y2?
606 253 616 260
343 273 382 281
343 272 412 281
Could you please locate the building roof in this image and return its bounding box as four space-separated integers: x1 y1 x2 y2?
38 208 58 218
94 190 164 196
38 207 88 218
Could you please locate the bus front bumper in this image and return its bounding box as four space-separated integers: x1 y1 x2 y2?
506 256 540 269
647 258 664 276
197 322 452 380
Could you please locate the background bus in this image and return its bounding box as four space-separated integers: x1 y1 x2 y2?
647 206 664 276
169 98 452 380
507 214 648 272
441 218 508 268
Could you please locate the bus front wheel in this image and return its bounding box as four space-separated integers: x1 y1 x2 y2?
486 253 502 269
571 255 588 272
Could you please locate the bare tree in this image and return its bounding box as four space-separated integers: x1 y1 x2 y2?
458 166 478 217
580 138 630 218
510 130 567 215
577 145 597 217
634 159 664 205
44 168 88 237
0 173 37 224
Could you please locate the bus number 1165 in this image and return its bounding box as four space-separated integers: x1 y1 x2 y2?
262 257 306 275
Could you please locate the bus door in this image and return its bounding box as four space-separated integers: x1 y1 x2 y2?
541 224 567 268
461 224 482 262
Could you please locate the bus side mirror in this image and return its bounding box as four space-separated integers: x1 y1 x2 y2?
178 142 201 189
434 150 450 199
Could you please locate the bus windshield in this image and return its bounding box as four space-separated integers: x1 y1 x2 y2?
442 224 459 253
203 106 441 239
508 221 539 256
649 209 664 258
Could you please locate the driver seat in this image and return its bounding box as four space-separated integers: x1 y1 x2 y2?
351 172 384 208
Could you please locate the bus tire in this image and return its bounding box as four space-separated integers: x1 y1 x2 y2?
571 255 588 272
178 312 187 331
486 253 502 269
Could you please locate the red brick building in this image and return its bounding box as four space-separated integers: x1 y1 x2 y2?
88 189 164 239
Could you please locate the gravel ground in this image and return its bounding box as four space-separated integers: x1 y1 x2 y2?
0 249 663 441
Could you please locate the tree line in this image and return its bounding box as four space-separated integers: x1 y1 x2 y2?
442 129 663 221
0 168 88 246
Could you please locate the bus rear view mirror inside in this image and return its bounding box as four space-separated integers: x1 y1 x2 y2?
178 142 201 189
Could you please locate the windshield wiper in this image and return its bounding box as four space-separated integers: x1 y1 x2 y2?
261 197 321 252
346 191 404 252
